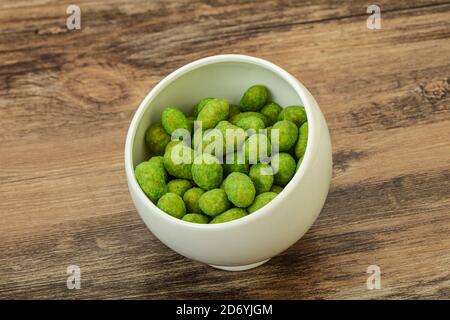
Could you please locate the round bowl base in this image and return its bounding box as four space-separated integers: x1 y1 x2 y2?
209 259 270 271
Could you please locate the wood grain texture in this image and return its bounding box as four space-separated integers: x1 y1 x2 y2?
0 0 449 299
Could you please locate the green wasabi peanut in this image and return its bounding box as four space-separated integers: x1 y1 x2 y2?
228 104 241 119
182 213 210 224
201 121 246 155
271 153 296 186
200 128 224 156
199 188 230 217
223 172 256 207
163 141 194 179
271 120 298 151
295 122 308 159
191 153 223 190
230 112 269 127
236 116 265 133
260 102 282 126
240 85 268 112
183 187 204 213
210 208 247 224
145 123 171 156
278 105 307 127
249 163 274 194
167 179 192 197
161 107 192 135
148 155 167 180
247 192 277 213
157 193 186 218
223 152 249 176
192 98 214 117
164 139 182 153
296 156 304 171
270 185 284 194
135 160 167 203
216 120 246 152
197 98 229 129
244 133 272 164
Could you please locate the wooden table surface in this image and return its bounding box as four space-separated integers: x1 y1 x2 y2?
0 0 449 300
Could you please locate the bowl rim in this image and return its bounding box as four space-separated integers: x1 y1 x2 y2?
124 54 318 230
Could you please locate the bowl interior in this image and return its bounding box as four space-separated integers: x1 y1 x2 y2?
132 59 304 167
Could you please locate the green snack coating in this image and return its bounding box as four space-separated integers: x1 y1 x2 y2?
249 163 274 194
228 104 241 119
167 179 192 197
200 128 224 156
295 122 308 159
148 155 168 181
199 188 230 217
278 105 307 127
191 153 223 190
216 120 246 152
230 112 269 127
134 160 167 203
210 208 247 224
161 107 191 135
270 185 283 194
223 172 256 207
223 152 249 176
244 133 272 164
240 85 268 112
197 98 229 130
271 153 296 186
182 213 210 224
260 102 282 126
164 140 182 153
163 141 194 179
183 187 205 213
272 120 298 151
247 192 277 213
145 123 171 156
157 193 186 219
193 98 214 117
236 116 265 133
202 120 246 155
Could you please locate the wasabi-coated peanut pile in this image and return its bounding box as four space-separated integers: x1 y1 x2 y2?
135 84 309 224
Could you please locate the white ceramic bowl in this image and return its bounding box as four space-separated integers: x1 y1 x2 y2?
125 54 332 271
